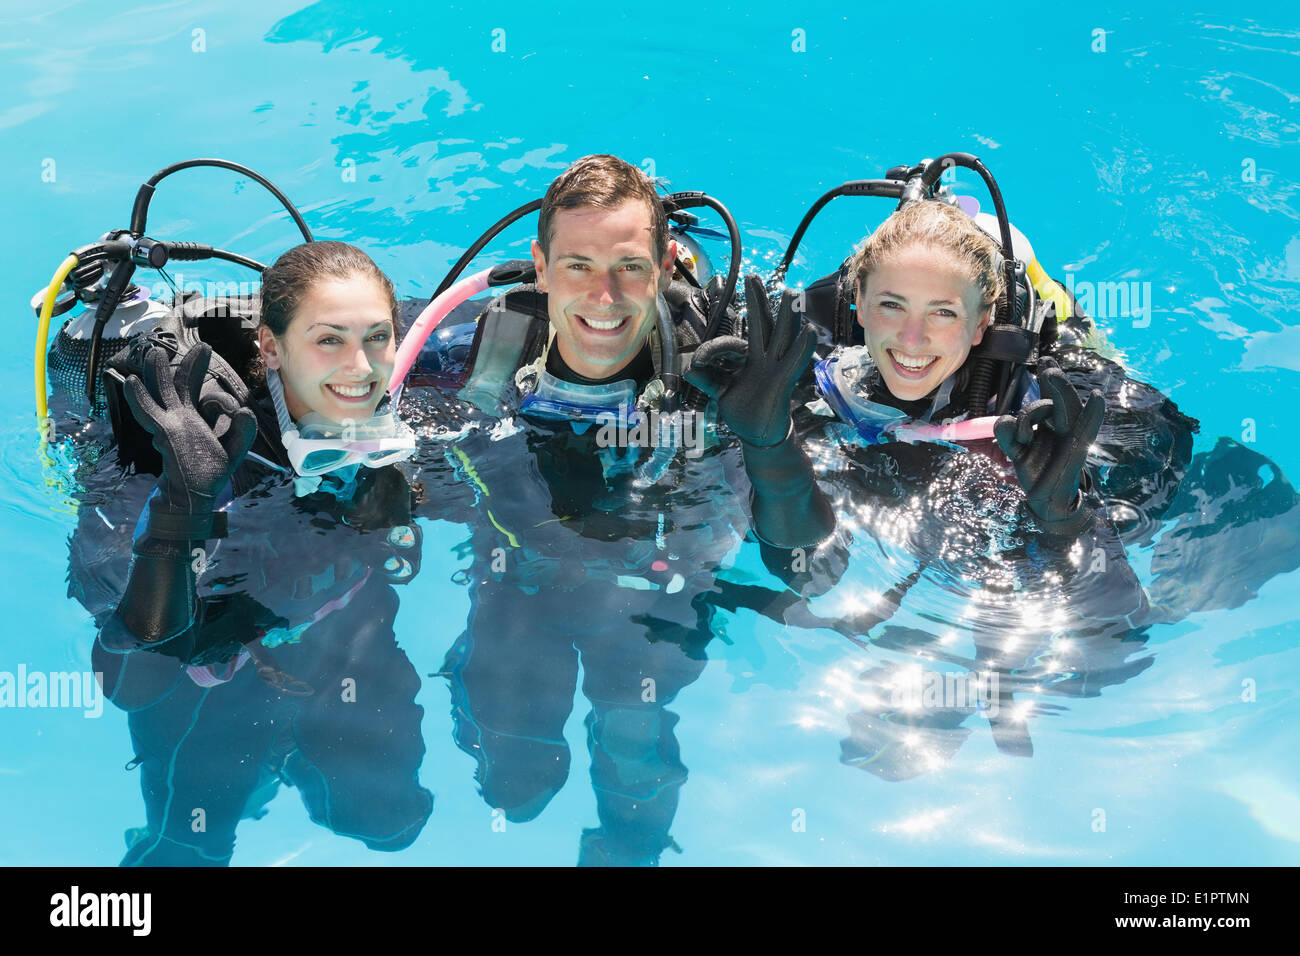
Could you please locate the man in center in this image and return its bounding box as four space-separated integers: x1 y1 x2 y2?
414 153 831 864
532 165 671 381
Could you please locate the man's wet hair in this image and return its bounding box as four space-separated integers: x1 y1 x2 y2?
537 154 669 263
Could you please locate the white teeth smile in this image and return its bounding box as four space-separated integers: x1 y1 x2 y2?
327 383 375 398
579 315 628 331
889 350 938 371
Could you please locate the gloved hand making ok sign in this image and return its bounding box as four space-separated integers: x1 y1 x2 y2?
994 366 1105 540
124 342 257 530
684 275 832 549
103 343 259 654
684 274 818 448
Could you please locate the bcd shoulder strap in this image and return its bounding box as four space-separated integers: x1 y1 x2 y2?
459 285 550 415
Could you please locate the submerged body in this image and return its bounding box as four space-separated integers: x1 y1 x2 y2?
68 382 433 865
404 295 755 864
710 357 1151 770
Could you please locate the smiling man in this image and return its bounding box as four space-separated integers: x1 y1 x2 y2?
511 155 831 551
531 159 676 382
407 154 832 863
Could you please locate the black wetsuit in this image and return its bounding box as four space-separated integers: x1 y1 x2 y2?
703 336 1183 771
68 388 433 865
405 288 754 864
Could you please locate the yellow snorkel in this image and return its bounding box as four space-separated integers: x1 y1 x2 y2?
35 253 80 436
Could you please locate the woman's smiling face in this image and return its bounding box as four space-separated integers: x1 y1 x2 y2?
258 275 396 423
857 244 993 402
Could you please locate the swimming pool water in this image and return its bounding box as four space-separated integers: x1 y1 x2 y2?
2 0 1298 866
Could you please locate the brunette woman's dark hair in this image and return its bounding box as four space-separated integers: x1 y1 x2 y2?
260 240 399 335
249 241 399 386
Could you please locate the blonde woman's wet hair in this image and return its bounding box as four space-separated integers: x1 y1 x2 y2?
848 201 1006 311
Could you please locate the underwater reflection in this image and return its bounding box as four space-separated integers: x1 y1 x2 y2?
410 396 750 865
68 453 433 865
705 345 1300 780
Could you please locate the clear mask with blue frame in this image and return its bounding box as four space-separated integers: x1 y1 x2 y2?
813 345 958 444
511 295 706 483
266 367 416 493
516 369 640 435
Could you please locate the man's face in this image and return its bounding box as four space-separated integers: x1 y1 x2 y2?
857 245 992 402
531 200 676 381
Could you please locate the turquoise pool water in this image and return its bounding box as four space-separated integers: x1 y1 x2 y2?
2 0 1298 865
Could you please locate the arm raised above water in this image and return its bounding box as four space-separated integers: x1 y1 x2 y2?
995 366 1105 544
685 275 834 550
103 343 256 652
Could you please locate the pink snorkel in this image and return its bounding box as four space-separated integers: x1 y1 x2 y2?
388 266 496 397
893 416 1000 444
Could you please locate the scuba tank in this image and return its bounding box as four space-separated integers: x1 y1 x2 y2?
33 158 313 457
102 293 262 476
39 281 172 407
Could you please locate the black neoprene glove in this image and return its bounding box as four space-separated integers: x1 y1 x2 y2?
124 343 257 537
103 343 256 651
685 275 833 548
994 367 1105 540
195 377 249 444
685 275 817 447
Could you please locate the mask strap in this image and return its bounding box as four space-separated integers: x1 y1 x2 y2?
925 374 958 423
266 368 296 436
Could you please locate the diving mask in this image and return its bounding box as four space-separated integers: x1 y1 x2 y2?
517 369 639 430
267 368 416 476
814 346 1004 445
814 348 913 443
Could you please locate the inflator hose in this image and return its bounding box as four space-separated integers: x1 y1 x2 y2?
36 253 80 425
